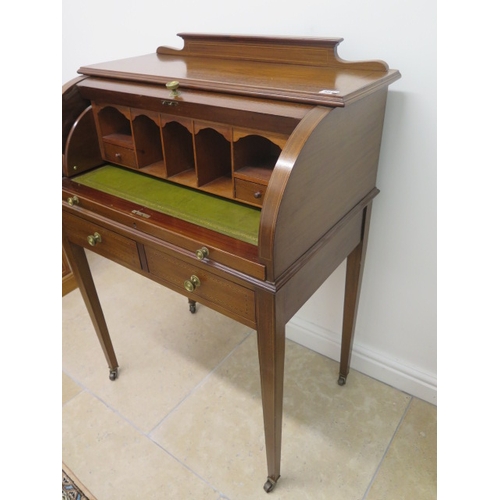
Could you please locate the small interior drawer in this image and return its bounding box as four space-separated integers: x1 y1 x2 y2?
63 212 141 271
103 142 137 168
145 245 255 325
234 178 267 206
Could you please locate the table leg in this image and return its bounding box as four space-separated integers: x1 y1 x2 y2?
63 239 119 380
256 290 286 492
338 203 373 385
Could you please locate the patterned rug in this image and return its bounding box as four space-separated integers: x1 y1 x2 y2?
62 464 97 500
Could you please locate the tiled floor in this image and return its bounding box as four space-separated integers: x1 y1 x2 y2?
62 252 436 500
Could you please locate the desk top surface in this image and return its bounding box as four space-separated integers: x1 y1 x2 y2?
78 34 400 107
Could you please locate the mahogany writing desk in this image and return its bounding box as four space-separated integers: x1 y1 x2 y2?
62 34 400 492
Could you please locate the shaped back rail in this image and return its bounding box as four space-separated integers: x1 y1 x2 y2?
157 33 389 71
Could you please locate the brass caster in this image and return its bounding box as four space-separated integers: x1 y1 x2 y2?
338 375 346 386
188 300 196 314
109 369 118 381
263 477 277 493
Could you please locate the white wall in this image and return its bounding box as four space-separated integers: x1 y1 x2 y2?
62 0 437 404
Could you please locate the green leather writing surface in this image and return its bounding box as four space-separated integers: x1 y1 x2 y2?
74 165 260 245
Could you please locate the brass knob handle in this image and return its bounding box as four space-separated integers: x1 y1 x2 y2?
87 232 102 246
67 195 79 206
195 247 209 260
184 275 201 292
166 80 180 97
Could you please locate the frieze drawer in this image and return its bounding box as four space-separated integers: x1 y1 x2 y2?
63 212 141 271
145 245 255 325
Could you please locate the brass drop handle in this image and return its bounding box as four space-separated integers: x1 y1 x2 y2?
67 195 79 206
195 247 209 260
166 80 181 97
87 232 102 246
184 275 201 292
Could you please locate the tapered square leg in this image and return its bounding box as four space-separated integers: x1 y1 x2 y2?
339 203 373 385
62 239 119 380
255 290 286 492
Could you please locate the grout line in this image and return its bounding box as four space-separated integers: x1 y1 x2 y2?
64 329 254 439
147 328 254 436
62 370 89 406
63 370 153 436
361 395 413 500
64 329 251 500
143 330 255 500
65 372 234 499
149 438 232 500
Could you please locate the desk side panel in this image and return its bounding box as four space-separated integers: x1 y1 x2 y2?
260 88 388 280
62 77 90 154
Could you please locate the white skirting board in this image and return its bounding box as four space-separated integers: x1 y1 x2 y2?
286 317 437 405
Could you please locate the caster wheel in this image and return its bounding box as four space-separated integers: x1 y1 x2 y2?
338 375 346 386
188 300 196 314
263 478 276 493
109 369 118 381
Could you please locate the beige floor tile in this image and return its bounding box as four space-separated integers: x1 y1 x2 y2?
63 391 220 500
152 333 411 500
63 252 433 500
62 372 83 405
62 252 252 433
366 397 437 500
